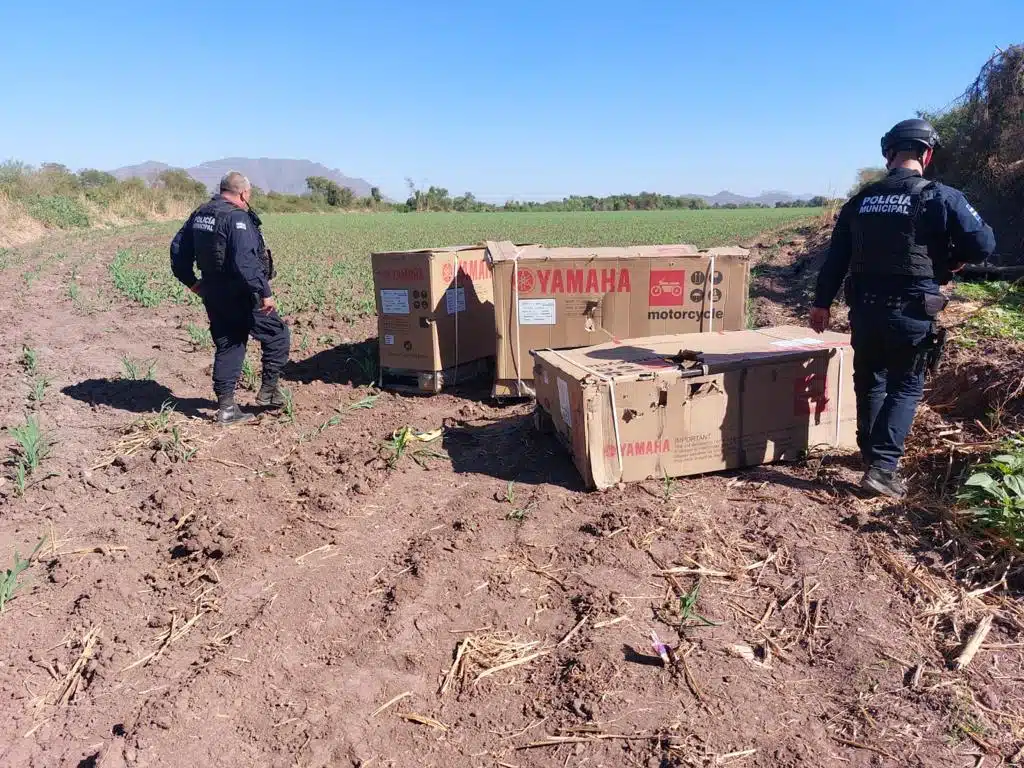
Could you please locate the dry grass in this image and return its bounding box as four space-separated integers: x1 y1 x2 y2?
120 594 218 673
0 192 47 248
440 632 552 695
53 625 101 706
92 404 201 470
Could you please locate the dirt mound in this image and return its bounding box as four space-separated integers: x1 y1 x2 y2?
930 45 1024 260
928 337 1024 423
745 217 850 331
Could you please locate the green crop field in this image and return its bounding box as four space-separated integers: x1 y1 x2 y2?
103 208 819 318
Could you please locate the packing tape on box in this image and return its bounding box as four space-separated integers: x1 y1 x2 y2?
707 254 716 332
834 347 844 447
453 250 460 385
510 249 535 398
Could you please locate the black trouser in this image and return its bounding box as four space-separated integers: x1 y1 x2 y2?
203 288 290 398
849 295 932 472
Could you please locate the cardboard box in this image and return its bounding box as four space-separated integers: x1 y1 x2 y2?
486 241 751 397
372 246 495 391
531 326 855 489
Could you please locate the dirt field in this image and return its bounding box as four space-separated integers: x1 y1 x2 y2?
2 225 1023 768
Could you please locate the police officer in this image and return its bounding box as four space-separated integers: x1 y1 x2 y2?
171 171 290 425
810 119 996 497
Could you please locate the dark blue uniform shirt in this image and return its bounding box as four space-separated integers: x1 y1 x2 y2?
170 197 272 299
814 168 996 308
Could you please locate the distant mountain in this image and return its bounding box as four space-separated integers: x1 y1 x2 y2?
110 161 171 183
110 157 375 197
697 190 821 206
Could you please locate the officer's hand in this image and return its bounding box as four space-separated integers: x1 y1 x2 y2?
950 262 966 274
189 282 202 296
260 296 277 314
809 307 830 334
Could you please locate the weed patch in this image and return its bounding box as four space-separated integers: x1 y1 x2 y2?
953 281 1024 346
958 433 1024 547
94 401 199 468
23 195 89 229
0 536 46 612
120 355 156 381
185 322 212 350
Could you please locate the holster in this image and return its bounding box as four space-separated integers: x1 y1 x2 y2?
922 293 948 317
924 325 947 376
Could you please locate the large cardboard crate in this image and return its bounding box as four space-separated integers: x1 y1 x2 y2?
487 240 750 397
372 245 495 391
531 326 855 489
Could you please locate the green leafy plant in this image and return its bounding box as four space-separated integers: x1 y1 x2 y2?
20 345 38 374
500 480 531 521
280 386 295 424
120 355 156 380
347 348 379 383
958 434 1024 546
28 375 50 408
1 537 47 612
678 582 719 629
381 426 446 469
185 322 212 350
240 359 259 391
8 415 52 473
305 394 380 441
12 462 28 497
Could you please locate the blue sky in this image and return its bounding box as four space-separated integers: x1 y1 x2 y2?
1 1 1020 200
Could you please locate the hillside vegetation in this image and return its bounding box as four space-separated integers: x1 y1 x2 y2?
0 162 207 248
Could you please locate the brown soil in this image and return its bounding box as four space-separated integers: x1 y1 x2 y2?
3 227 1024 768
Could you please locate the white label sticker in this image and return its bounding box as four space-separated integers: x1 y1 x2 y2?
380 289 410 315
384 334 395 346
518 298 557 325
770 337 825 348
557 378 571 427
445 287 466 315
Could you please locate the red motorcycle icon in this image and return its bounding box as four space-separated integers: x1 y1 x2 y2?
650 279 683 298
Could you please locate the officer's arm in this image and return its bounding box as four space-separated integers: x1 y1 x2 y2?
812 201 854 309
170 218 199 289
945 189 996 265
227 211 272 298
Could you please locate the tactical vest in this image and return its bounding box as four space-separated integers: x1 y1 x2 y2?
247 209 274 279
190 197 273 280
190 196 239 276
850 174 935 278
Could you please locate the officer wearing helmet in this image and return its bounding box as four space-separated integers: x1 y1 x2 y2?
170 171 291 425
810 119 995 498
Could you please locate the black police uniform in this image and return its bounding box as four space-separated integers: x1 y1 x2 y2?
814 169 995 473
170 195 290 398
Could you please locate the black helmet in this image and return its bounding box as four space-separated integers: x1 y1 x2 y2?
881 119 940 155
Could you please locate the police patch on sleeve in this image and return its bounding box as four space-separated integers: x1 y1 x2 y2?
235 221 247 230
965 202 983 223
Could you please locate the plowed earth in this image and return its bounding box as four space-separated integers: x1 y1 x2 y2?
2 225 1023 768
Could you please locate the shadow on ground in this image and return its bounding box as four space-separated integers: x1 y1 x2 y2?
62 379 214 417
283 338 379 387
443 411 584 490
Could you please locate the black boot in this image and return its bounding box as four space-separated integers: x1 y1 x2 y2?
255 376 285 409
216 394 254 426
860 467 907 499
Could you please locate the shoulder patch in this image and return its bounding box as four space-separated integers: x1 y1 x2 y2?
235 221 247 230
965 202 983 223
